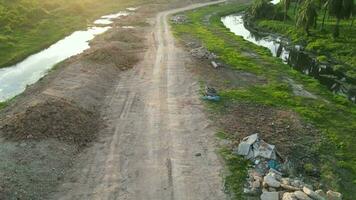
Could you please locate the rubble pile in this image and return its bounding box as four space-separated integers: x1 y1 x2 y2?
236 134 342 200
171 15 188 24
190 46 218 60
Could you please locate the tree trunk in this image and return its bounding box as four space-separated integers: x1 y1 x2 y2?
333 18 340 38
294 0 300 15
314 16 318 28
321 7 327 30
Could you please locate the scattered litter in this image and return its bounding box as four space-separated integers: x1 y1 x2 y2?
171 15 188 24
190 46 218 60
211 61 222 69
236 133 278 160
202 86 220 101
235 133 342 199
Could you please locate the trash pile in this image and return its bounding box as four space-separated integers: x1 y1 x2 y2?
171 15 188 24
235 134 343 200
190 46 218 60
202 86 220 101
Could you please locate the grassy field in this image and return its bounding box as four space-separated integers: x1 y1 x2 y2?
171 2 356 199
255 2 356 80
0 0 148 68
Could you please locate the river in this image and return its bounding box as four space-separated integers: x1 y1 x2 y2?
0 10 134 102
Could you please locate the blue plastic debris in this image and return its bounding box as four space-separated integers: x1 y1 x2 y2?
202 95 220 101
268 160 281 171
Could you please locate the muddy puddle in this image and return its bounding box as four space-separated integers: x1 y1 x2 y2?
221 14 356 102
0 10 132 102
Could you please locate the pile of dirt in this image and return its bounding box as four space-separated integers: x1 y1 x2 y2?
0 97 99 146
87 43 139 70
86 29 144 70
216 103 321 168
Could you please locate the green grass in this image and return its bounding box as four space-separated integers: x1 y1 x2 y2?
171 2 356 199
219 147 249 199
0 0 148 68
255 3 356 79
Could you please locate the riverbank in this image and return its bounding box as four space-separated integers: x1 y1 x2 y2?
0 0 145 68
254 3 356 81
171 2 356 199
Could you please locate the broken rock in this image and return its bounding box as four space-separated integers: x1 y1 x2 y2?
326 190 342 200
294 191 312 200
303 187 325 200
283 192 298 200
261 191 279 200
264 173 281 188
281 183 301 191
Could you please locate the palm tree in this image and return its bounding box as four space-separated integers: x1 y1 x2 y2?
319 0 329 30
297 0 318 35
281 0 291 21
294 0 303 14
328 0 354 37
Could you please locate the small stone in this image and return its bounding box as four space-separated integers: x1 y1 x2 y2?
283 192 298 200
269 170 282 181
326 190 342 200
303 187 325 200
281 178 291 185
252 180 261 190
291 180 303 188
264 174 281 188
281 183 301 191
253 175 263 182
294 191 312 200
269 187 277 192
195 153 201 157
261 191 279 200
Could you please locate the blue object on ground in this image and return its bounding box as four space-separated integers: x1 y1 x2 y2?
268 160 281 171
202 95 220 101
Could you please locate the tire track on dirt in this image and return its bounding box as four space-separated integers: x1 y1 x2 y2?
50 1 226 199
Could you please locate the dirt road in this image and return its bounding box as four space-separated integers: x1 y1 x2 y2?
50 1 227 199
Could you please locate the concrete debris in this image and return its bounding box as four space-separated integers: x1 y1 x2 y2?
283 192 298 200
264 173 281 188
190 46 218 60
236 133 277 160
170 15 188 24
294 191 312 200
303 187 325 200
261 191 279 200
235 133 343 199
280 183 301 191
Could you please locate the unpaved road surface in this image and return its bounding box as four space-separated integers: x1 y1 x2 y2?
51 1 226 199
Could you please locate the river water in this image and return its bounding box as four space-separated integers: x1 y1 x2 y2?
0 11 131 102
222 14 356 102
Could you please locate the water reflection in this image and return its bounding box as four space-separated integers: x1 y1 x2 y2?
221 14 355 102
0 11 131 101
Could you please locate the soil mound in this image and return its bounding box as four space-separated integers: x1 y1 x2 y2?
88 43 139 70
0 97 99 146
